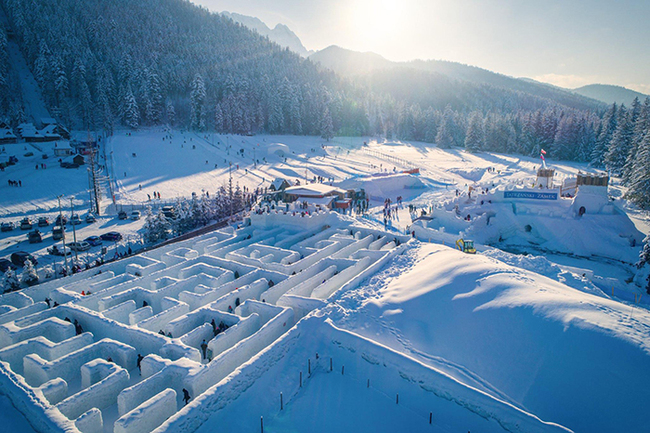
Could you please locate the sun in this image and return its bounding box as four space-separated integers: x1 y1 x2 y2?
346 0 409 50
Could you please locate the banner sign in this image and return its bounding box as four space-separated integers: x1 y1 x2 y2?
504 191 558 200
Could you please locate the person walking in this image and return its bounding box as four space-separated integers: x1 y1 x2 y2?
182 388 191 405
200 339 208 360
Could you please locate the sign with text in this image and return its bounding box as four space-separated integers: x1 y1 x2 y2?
504 190 558 200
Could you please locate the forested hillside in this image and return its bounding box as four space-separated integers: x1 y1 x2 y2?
0 0 649 207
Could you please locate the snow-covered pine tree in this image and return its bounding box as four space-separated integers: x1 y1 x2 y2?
464 112 483 153
190 74 206 131
143 206 158 244
625 130 650 208
2 268 20 293
122 84 140 129
604 104 632 175
592 103 617 167
320 106 334 141
20 260 39 286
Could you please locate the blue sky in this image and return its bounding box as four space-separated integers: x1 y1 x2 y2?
191 0 650 93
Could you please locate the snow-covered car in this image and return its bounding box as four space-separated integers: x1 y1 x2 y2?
162 206 176 219
10 251 38 266
130 210 141 220
52 226 65 241
1 222 14 232
37 217 49 227
70 214 83 225
85 214 96 223
84 236 102 246
55 215 67 226
100 232 122 242
68 241 91 252
20 218 32 230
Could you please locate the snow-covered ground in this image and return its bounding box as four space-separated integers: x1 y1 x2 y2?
1 130 649 433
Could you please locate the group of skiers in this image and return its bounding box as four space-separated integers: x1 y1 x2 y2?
7 179 22 187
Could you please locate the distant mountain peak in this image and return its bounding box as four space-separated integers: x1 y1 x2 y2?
221 11 312 57
572 84 649 105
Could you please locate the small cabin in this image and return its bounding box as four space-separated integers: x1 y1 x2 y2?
269 178 291 192
54 146 73 157
73 154 85 165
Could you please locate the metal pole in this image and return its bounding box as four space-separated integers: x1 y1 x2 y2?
58 196 69 274
70 198 78 262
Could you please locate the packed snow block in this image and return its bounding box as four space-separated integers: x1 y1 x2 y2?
285 265 338 298
179 271 261 311
237 300 283 324
0 301 47 325
180 323 214 352
0 332 93 375
102 300 137 324
368 235 388 250
150 276 179 291
129 306 153 326
160 247 199 265
206 228 283 258
312 256 372 300
137 299 189 332
125 256 166 277
192 230 237 255
188 307 295 396
0 291 33 310
97 287 146 312
140 354 172 379
177 262 227 280
331 234 374 258
57 365 129 419
260 260 332 304
277 295 327 320
0 316 75 349
160 341 202 363
166 307 239 338
209 279 268 313
74 407 103 433
88 273 135 294
118 364 188 416
208 313 260 357
0 305 14 316
114 388 177 433
81 358 119 388
290 226 340 251
39 377 68 405
23 338 136 387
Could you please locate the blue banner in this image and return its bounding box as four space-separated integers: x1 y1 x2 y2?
504 191 558 200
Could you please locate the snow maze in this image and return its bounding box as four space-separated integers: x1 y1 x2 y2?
0 211 410 433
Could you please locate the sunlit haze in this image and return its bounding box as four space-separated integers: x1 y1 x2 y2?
192 0 650 93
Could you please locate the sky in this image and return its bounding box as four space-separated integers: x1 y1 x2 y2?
191 0 650 94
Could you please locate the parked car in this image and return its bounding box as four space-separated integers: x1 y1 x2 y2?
130 210 141 220
20 217 32 230
0 258 17 272
37 217 49 227
84 236 102 246
55 215 68 226
10 251 38 266
100 231 122 242
118 210 128 220
85 214 96 223
28 230 43 243
52 225 65 241
68 241 91 252
162 206 176 219
47 245 71 256
60 162 79 169
70 214 82 225
1 222 15 232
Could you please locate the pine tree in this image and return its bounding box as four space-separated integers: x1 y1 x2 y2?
122 84 139 129
20 260 39 286
190 74 207 131
604 105 631 175
2 268 20 293
638 235 650 269
592 103 617 167
143 206 158 244
464 112 483 153
625 131 650 208
320 106 334 141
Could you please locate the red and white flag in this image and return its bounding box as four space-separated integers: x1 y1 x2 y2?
541 149 547 155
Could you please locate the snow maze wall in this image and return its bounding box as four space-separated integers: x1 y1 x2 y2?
0 212 410 433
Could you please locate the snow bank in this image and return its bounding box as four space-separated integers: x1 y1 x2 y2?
114 388 177 433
